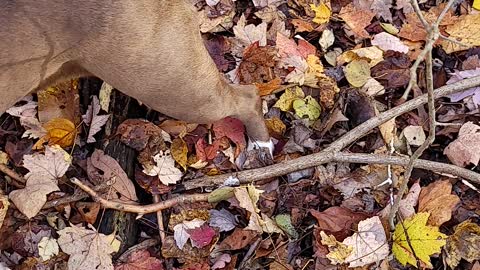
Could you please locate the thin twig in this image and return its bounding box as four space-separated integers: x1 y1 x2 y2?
389 0 456 230
0 164 26 186
70 178 209 214
153 194 166 243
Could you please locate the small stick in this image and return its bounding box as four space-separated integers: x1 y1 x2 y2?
70 178 209 214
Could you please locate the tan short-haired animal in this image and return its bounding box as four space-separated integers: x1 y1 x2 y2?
0 0 273 152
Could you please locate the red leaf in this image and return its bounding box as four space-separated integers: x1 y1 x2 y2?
212 117 246 152
187 224 216 248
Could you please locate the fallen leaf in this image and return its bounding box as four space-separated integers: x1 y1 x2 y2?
255 78 282 96
115 249 164 270
34 118 77 149
58 224 120 270
392 212 447 268
442 14 480 54
88 149 138 201
319 29 335 52
212 117 247 154
293 96 321 120
339 46 384 67
321 231 352 265
344 59 371 87
209 208 237 232
291 19 314 32
371 0 393 22
187 224 216 248
82 96 110 143
234 186 263 233
9 146 71 218
343 216 389 267
339 3 375 39
444 122 480 167
361 77 385 96
310 206 369 240
401 125 426 146
418 180 460 226
170 138 188 170
445 68 480 105
0 194 9 229
265 117 286 138
238 42 277 84
276 33 316 60
310 3 331 24
143 150 183 185
275 214 298 239
371 51 410 89
445 221 480 269
233 14 267 47
38 237 59 261
211 253 231 270
173 219 205 249
371 32 409 54
274 87 305 111
219 228 258 250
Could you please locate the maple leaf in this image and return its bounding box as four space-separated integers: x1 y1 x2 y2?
115 249 164 270
370 0 393 22
187 224 216 248
143 150 183 185
82 96 110 143
233 14 267 47
392 212 447 268
57 224 120 270
9 145 71 218
343 216 389 267
6 96 47 139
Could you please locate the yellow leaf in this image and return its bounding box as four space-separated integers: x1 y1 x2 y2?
170 137 188 170
310 3 331 24
320 231 353 265
293 96 321 121
393 212 447 268
380 23 399 35
274 87 305 111
339 46 384 67
34 118 77 149
441 14 480 53
265 117 286 137
344 60 371 88
474 0 480 10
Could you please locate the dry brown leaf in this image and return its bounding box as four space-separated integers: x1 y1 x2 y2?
9 146 71 218
87 149 138 202
418 180 460 226
442 14 480 54
445 221 480 268
82 96 109 143
57 225 120 270
170 137 188 170
255 78 282 96
339 3 375 39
